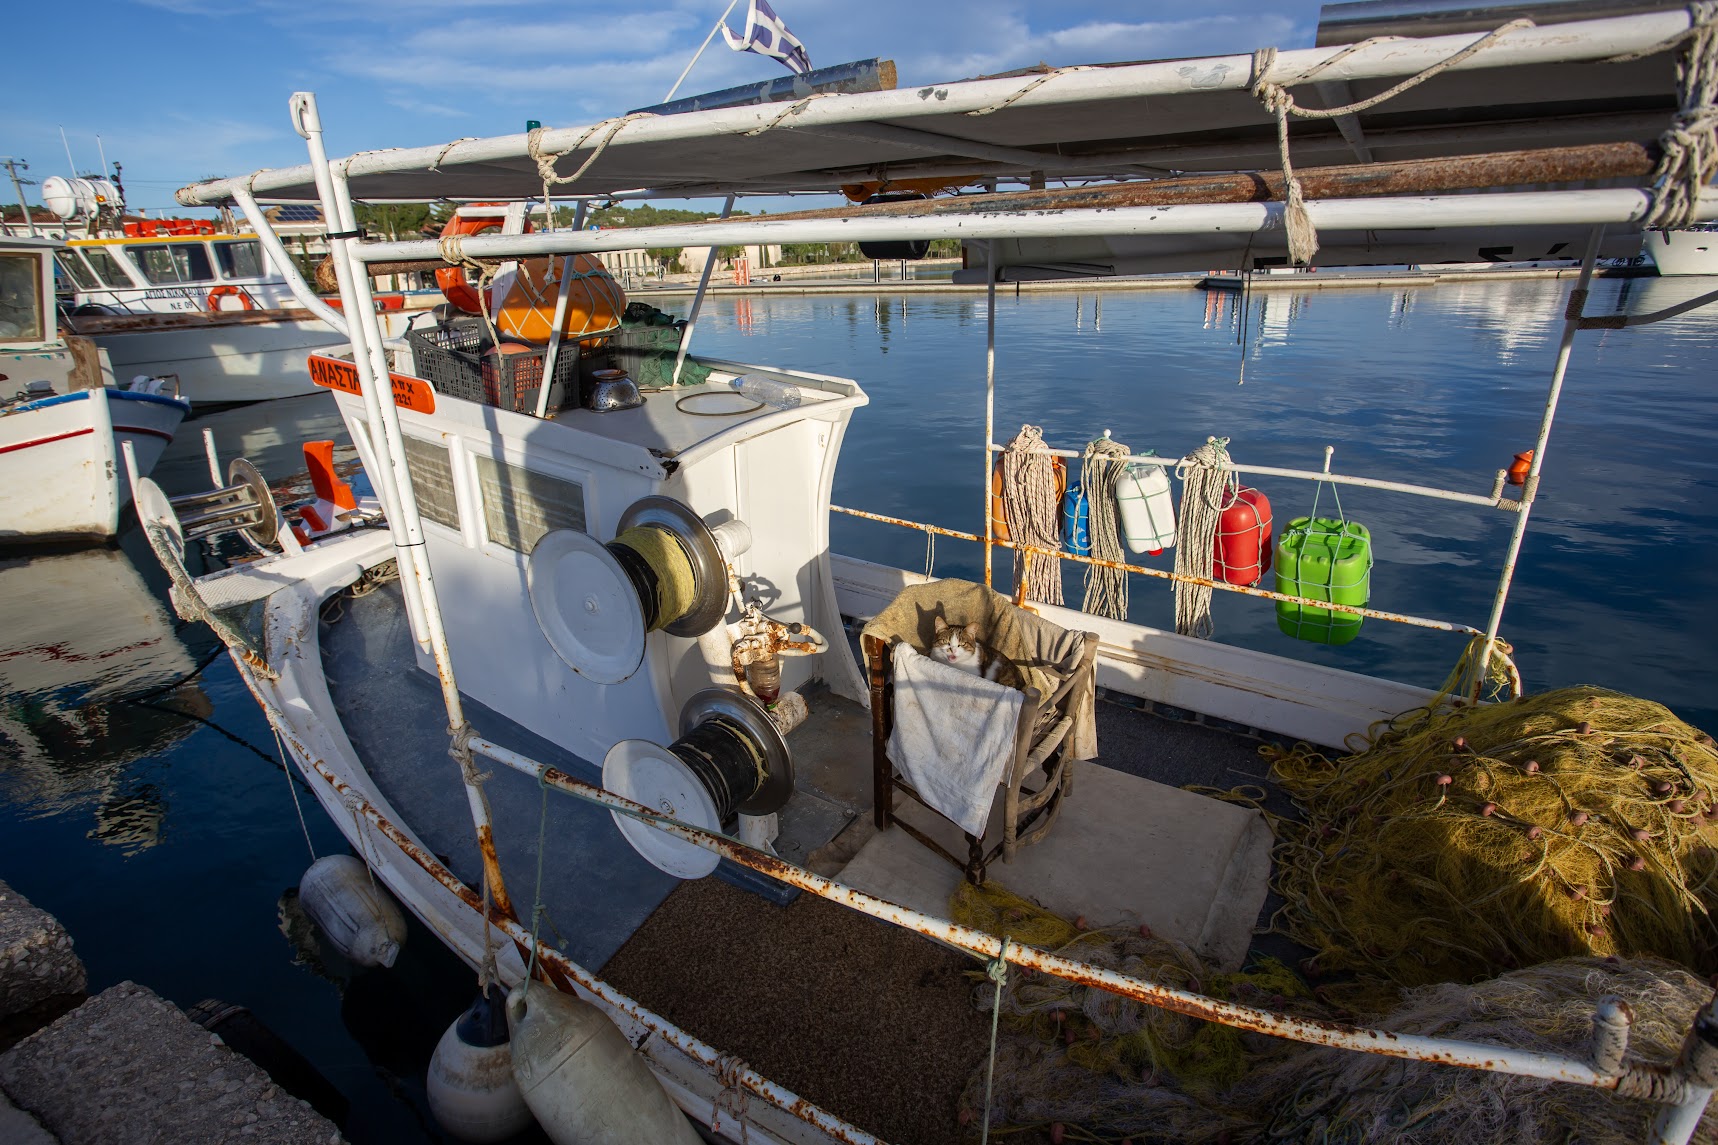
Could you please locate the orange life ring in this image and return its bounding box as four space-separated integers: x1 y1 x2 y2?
207 285 257 312
435 205 532 314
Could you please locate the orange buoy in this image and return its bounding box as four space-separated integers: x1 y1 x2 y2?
435 205 531 314
1507 450 1534 486
493 255 626 345
989 456 1065 544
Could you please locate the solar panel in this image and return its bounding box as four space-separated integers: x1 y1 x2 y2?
272 204 322 222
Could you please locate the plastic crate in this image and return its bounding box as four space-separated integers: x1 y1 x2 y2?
406 323 577 414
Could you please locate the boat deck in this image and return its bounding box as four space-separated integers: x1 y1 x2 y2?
322 580 1308 1143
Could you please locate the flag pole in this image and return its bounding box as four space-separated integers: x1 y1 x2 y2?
664 0 744 103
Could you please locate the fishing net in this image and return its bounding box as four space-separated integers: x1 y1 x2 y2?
1268 686 1718 987
1233 956 1718 1145
951 880 1313 1142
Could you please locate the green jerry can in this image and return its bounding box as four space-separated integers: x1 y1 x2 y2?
1275 517 1372 645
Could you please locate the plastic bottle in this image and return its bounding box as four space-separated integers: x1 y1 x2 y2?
733 374 802 409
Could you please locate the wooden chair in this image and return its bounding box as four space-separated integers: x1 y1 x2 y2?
861 586 1098 885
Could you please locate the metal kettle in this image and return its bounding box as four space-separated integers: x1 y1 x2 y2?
582 367 644 412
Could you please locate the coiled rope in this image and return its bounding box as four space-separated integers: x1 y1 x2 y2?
1249 19 1535 265
1636 2 1718 230
1173 437 1240 640
1001 424 1064 606
1081 434 1131 620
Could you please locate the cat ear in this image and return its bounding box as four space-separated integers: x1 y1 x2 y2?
933 616 949 633
963 622 979 640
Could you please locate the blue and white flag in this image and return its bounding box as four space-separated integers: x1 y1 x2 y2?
721 0 812 75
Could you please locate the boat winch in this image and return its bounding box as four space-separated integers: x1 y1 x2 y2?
161 457 283 552
602 687 793 878
527 496 740 684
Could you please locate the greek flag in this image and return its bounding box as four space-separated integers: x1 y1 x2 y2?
721 0 812 75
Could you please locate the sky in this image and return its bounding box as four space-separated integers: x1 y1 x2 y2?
4 0 1326 215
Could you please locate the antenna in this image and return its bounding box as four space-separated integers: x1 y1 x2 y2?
96 135 109 182
1 157 38 236
59 127 77 177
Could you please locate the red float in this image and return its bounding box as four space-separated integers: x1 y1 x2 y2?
1214 486 1273 586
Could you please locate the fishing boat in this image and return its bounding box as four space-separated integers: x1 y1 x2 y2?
136 3 1718 1141
1644 224 1718 275
1 235 189 543
41 175 404 405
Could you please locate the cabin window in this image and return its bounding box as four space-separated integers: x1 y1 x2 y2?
475 456 585 553
55 252 99 292
401 436 460 530
214 240 265 280
132 243 215 285
0 255 44 342
78 247 136 288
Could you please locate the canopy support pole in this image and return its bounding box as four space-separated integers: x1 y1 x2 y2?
983 243 997 589
535 201 587 420
1477 225 1603 679
671 194 735 386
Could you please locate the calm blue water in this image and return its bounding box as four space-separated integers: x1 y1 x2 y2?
0 275 1712 1141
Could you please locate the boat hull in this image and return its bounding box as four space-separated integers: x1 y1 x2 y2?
1643 229 1718 276
81 313 351 404
0 389 188 542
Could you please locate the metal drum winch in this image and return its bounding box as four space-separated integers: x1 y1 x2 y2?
602 687 794 878
525 495 740 683
161 457 283 551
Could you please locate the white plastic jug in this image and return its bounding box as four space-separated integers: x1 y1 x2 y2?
1117 456 1177 554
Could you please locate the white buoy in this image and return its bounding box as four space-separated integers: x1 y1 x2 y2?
296 855 406 968
507 980 702 1145
428 986 534 1143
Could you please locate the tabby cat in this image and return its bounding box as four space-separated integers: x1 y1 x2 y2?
925 616 1012 683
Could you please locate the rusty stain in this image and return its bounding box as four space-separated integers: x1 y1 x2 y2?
830 504 1479 634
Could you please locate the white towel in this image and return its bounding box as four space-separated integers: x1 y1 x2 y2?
888 643 1024 837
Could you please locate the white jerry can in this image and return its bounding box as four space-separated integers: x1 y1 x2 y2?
1117 455 1177 554
507 980 702 1145
297 854 407 968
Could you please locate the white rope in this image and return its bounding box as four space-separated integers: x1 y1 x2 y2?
1640 2 1718 230
272 727 317 861
527 114 654 201
1249 19 1535 264
966 66 1093 117
1081 434 1131 620
1000 424 1063 606
742 93 832 137
1173 437 1240 640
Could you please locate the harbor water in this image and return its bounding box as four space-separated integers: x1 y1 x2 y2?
1 274 1713 1140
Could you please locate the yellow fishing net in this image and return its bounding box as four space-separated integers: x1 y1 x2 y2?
1268 686 1718 986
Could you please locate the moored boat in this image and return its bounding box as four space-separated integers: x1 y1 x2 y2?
138 4 1718 1142
1644 224 1718 275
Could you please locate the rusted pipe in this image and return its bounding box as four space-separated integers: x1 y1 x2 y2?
829 504 1481 635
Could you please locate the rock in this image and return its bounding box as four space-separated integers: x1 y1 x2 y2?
0 982 345 1144
0 880 86 1019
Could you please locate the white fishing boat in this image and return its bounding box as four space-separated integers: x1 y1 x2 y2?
1644 224 1718 274
1 236 189 542
136 3 1718 1142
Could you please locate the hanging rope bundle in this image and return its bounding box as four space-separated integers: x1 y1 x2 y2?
1001 424 1064 607
1267 686 1718 988
1249 19 1535 265
1173 437 1239 640
1632 1 1718 230
1080 434 1132 620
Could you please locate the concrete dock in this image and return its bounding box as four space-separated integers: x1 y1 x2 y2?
0 880 344 1144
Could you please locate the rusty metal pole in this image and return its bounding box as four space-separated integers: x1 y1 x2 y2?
983 241 996 588
1477 225 1603 676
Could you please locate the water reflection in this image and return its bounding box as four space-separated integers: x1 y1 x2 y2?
0 547 209 851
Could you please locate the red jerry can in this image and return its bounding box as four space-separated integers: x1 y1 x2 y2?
1214 486 1273 586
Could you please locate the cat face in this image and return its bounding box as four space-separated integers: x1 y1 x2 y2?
929 616 982 671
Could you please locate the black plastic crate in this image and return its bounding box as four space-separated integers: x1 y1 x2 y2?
406 323 577 414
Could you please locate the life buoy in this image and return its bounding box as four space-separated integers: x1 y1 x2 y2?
436 206 531 315
207 285 257 312
492 255 626 345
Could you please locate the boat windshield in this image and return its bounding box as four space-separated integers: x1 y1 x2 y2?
54 251 99 293
131 243 214 285
0 254 44 343
77 246 138 289
213 239 264 280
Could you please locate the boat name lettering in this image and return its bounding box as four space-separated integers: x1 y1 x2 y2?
307 355 436 414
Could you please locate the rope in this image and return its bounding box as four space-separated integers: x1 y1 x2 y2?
612 526 697 632
437 233 504 347
1000 425 1064 606
478 865 499 999
980 936 1011 1145
742 93 832 137
1173 437 1240 640
967 66 1093 117
527 114 654 201
1638 2 1718 231
273 727 317 861
1081 435 1131 620
1249 19 1535 264
924 525 937 579
527 770 552 983
711 1053 752 1143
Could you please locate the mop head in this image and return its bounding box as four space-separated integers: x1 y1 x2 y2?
1269 686 1718 986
